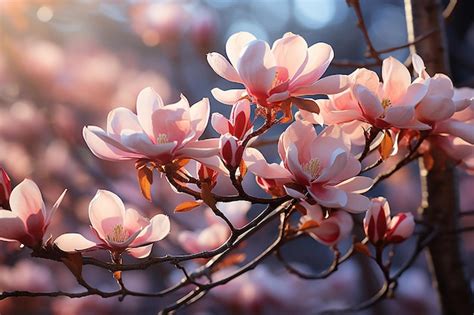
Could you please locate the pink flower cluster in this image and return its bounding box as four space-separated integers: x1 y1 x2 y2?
1 30 472 262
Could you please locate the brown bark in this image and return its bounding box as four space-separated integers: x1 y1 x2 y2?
405 0 473 314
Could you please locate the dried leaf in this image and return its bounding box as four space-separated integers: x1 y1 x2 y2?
291 97 320 114
378 131 394 160
239 160 248 179
299 220 320 231
280 100 293 123
213 253 246 272
113 271 122 281
294 203 307 215
137 166 153 201
61 252 83 280
174 158 190 169
174 200 202 213
422 152 434 171
201 182 216 209
354 242 371 257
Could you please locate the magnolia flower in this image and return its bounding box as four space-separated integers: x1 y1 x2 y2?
207 32 348 107
432 88 474 145
363 197 415 245
55 190 170 258
83 87 221 168
212 99 253 140
244 120 373 213
412 56 473 138
0 179 66 249
317 57 429 130
178 201 250 253
299 202 353 246
0 168 11 209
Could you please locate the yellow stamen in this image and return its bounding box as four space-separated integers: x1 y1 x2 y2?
381 98 392 109
303 158 321 179
156 133 169 144
107 224 129 243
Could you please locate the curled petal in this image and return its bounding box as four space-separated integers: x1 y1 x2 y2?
128 244 153 259
55 233 98 252
244 148 293 180
207 53 242 83
292 75 349 96
211 88 247 105
83 126 142 161
132 214 170 247
308 185 348 209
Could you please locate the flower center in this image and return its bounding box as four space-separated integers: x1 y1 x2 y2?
381 98 391 109
303 158 321 179
106 224 129 243
156 133 169 144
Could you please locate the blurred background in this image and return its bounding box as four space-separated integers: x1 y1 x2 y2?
0 0 473 314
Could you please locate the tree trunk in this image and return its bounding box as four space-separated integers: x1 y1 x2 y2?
404 0 473 314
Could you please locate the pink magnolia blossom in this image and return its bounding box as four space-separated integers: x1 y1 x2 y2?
317 57 429 130
0 167 11 209
0 179 66 249
416 86 474 172
299 202 353 246
178 201 250 253
207 32 348 107
412 55 473 141
364 197 415 245
83 87 222 168
212 99 253 140
432 88 474 145
244 120 373 213
55 190 170 258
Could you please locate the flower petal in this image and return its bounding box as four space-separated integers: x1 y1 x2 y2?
343 193 371 213
226 31 257 68
236 40 276 99
207 52 242 83
0 210 27 242
271 32 308 78
136 87 164 140
382 57 411 102
128 244 153 258
131 214 170 247
292 75 349 96
244 148 293 180
211 88 247 105
308 185 348 208
88 190 125 239
54 233 98 252
83 126 142 161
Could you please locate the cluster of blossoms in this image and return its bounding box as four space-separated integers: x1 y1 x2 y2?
0 32 472 309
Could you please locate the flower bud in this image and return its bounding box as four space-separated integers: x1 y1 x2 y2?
229 99 252 140
363 197 390 245
0 168 11 209
385 212 415 243
256 177 286 197
219 134 244 169
197 163 218 189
